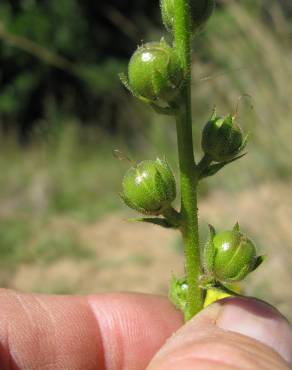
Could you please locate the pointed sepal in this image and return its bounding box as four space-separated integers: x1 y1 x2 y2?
251 255 266 272
126 217 179 229
232 222 240 233
199 153 247 179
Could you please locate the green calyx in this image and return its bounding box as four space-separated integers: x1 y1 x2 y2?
201 112 247 163
125 40 183 104
169 275 191 321
203 223 264 284
121 158 176 215
161 0 215 35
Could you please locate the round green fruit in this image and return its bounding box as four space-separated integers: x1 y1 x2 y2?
121 158 176 215
128 41 183 103
204 224 263 283
202 113 246 162
161 0 215 34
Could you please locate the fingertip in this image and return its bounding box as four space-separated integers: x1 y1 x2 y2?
216 296 292 365
147 297 292 370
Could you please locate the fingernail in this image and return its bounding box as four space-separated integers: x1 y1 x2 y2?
217 297 292 364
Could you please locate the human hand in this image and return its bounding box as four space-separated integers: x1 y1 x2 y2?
148 296 292 370
0 289 291 369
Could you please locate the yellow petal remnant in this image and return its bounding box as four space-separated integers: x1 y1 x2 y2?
203 284 241 308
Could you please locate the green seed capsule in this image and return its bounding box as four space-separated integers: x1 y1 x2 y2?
127 40 183 103
201 113 246 162
204 224 264 283
161 0 215 35
169 275 189 312
121 158 176 215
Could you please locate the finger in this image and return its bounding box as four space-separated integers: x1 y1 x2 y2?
147 297 292 370
0 289 183 370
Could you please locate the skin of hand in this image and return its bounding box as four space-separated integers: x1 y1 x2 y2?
0 289 291 370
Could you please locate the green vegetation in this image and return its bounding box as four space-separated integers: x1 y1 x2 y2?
0 126 124 287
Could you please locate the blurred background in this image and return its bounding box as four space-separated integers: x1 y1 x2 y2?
0 0 291 320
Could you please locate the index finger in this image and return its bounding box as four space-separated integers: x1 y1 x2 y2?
0 289 183 370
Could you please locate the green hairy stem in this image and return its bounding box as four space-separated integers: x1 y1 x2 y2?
173 0 203 319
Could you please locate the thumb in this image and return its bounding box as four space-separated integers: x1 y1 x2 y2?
147 297 292 370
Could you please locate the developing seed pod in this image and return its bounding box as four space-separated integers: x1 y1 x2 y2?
121 158 176 215
201 112 247 162
127 40 183 103
160 0 215 35
203 224 264 283
169 275 193 320
169 275 189 312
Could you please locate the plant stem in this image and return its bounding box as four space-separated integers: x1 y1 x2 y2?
174 0 204 319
